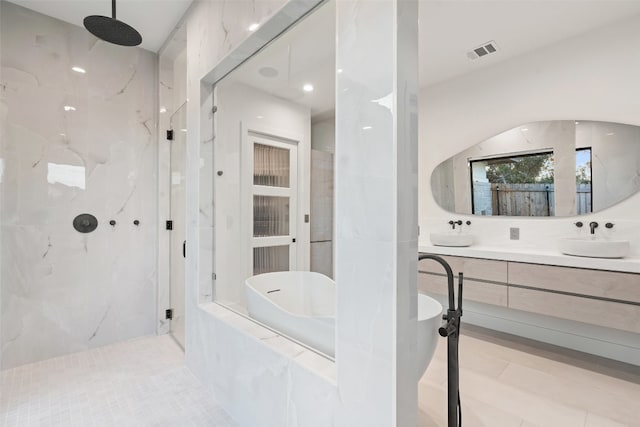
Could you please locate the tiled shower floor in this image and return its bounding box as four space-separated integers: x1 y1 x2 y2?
0 335 237 427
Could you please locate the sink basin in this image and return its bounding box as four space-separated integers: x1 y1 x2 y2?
559 237 630 259
430 233 473 247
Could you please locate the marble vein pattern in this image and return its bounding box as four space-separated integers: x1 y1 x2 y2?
0 2 158 369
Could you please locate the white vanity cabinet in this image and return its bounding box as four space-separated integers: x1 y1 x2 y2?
418 255 640 334
508 263 640 334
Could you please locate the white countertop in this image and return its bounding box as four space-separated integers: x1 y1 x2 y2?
418 244 640 274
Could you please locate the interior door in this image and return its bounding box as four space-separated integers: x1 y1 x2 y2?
169 103 187 348
250 133 298 275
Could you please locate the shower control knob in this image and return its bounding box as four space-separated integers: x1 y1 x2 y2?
605 222 614 229
575 221 583 228
133 220 140 226
109 220 116 226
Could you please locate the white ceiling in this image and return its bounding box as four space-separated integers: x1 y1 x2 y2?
420 0 640 87
228 1 336 120
6 0 193 52
228 0 640 119
12 0 640 112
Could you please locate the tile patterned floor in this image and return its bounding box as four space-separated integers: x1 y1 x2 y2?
419 325 640 427
2 327 638 427
0 335 237 427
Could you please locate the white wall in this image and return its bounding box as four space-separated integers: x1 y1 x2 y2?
420 14 640 256
214 81 311 307
0 2 158 369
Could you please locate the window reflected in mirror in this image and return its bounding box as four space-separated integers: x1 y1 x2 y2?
470 151 555 216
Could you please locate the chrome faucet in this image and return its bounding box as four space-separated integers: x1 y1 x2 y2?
589 221 599 234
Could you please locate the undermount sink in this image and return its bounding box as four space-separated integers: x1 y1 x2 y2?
559 237 630 259
430 233 473 247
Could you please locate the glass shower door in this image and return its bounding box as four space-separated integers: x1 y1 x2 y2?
169 103 187 348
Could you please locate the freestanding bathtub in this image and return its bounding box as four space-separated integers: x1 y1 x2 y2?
245 271 443 378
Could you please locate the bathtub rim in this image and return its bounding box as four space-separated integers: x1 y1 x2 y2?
215 273 444 369
245 271 336 321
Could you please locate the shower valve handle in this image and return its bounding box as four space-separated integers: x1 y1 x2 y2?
439 320 456 337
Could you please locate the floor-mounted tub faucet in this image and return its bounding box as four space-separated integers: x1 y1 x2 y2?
418 254 463 427
589 221 599 234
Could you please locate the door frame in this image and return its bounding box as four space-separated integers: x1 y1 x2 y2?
240 122 306 279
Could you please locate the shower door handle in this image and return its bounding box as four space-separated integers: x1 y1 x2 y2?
183 240 186 258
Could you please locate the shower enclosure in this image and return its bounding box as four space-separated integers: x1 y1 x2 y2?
168 103 187 348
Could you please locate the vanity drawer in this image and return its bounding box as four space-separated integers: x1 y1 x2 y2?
508 263 640 303
508 287 640 334
418 272 508 307
419 255 507 283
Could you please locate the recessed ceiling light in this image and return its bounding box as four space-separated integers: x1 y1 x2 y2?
256 115 264 119
362 126 372 130
248 23 260 32
258 67 278 78
159 107 167 114
606 132 615 136
64 105 76 111
71 66 86 74
181 129 187 133
520 128 529 132
303 84 314 92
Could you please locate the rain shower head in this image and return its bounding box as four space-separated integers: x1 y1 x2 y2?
84 0 142 47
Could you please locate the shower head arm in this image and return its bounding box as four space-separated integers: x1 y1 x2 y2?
112 0 116 19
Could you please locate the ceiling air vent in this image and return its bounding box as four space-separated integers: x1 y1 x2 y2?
467 41 498 60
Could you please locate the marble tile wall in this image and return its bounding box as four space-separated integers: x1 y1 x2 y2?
182 1 343 425
180 0 419 424
0 2 158 369
335 0 419 424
